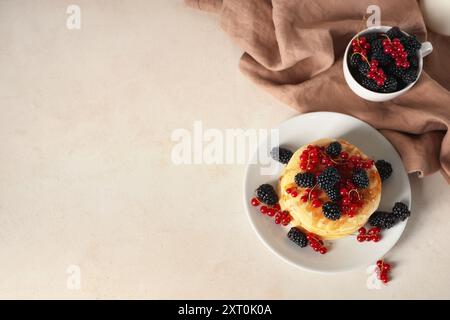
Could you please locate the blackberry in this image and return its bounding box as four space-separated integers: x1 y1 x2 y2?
368 211 398 229
256 184 278 205
393 202 410 221
357 61 370 75
409 55 419 69
360 77 379 92
287 227 308 247
295 172 315 188
270 147 293 164
387 65 418 84
375 160 393 181
386 27 405 40
403 35 421 56
349 54 362 68
401 68 418 84
365 33 378 44
317 167 340 190
324 186 341 202
352 168 369 188
325 141 342 157
322 201 341 221
380 76 398 93
371 40 392 66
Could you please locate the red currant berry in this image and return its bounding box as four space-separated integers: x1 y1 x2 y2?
291 191 298 198
267 208 276 217
251 197 260 206
376 260 383 268
340 152 349 159
357 235 365 242
358 227 367 235
310 190 319 199
260 206 268 214
312 200 321 208
319 247 327 254
383 263 391 271
274 217 281 224
300 195 308 203
368 227 380 235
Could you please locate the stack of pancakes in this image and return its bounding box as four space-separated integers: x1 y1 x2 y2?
278 139 382 240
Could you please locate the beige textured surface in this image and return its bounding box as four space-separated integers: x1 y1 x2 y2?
0 0 449 299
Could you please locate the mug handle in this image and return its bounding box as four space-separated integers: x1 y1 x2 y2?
420 41 433 58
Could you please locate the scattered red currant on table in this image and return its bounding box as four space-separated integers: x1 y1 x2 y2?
376 259 392 284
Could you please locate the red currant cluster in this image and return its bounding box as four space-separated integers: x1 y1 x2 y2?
382 37 410 69
349 155 375 169
251 198 292 226
366 59 386 86
307 233 328 254
376 259 392 284
299 145 333 171
357 227 381 242
351 36 370 56
337 179 365 217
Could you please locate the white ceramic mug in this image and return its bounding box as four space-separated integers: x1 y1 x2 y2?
420 0 450 36
343 26 433 102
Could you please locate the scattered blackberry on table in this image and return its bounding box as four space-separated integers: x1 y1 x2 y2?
270 147 293 164
352 168 369 188
325 141 342 157
386 26 405 40
295 172 315 188
375 160 393 181
379 76 398 93
256 184 278 206
322 201 341 221
324 186 341 202
287 227 308 247
317 167 341 190
368 211 398 229
393 202 410 221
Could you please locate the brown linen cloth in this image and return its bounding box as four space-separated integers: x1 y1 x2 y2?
186 0 450 183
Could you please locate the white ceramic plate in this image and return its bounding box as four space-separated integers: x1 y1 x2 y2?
243 112 411 273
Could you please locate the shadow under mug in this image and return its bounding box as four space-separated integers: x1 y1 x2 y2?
343 26 433 102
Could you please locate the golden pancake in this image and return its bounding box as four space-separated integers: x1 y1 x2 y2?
278 139 382 240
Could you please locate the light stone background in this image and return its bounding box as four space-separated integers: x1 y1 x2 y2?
0 0 449 299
